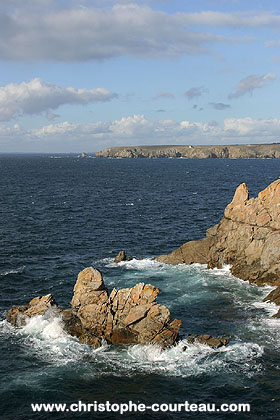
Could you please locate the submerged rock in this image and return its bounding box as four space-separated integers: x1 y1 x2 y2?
187 334 231 349
156 179 280 288
6 267 182 350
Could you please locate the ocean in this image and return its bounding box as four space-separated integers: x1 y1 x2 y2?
0 155 280 419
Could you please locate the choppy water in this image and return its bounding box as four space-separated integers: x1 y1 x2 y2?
1 155 280 419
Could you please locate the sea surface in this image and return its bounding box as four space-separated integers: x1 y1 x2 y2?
0 155 280 419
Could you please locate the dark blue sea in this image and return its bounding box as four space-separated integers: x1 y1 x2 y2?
1 155 280 419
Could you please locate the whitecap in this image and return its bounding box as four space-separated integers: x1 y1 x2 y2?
5 308 107 366
0 266 25 276
125 338 263 378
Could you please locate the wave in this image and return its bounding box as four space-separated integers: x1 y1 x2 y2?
126 339 263 378
0 309 107 366
0 266 25 276
0 310 263 379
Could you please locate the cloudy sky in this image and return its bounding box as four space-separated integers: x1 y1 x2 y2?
1 0 280 152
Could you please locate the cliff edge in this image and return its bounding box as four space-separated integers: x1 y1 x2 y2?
156 179 280 288
96 144 280 159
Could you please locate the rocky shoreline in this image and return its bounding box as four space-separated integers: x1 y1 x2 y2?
96 144 280 159
156 179 280 316
6 179 280 349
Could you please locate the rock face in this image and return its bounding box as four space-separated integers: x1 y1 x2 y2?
156 179 280 287
6 294 57 327
263 287 280 318
70 268 181 348
187 334 231 349
6 267 182 349
114 250 127 263
96 144 280 159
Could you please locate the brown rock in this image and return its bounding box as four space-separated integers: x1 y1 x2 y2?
110 328 138 345
61 309 84 337
6 294 57 327
263 286 280 317
152 319 182 348
114 250 127 263
156 237 213 265
71 267 108 311
263 286 280 306
187 334 231 348
6 268 181 350
156 180 280 288
79 332 102 349
70 268 180 348
6 305 29 327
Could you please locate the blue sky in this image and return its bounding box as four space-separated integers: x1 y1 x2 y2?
0 0 280 152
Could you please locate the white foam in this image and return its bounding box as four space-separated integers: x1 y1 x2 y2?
252 300 279 316
126 339 264 378
1 313 265 378
17 309 107 365
105 257 167 271
0 266 25 276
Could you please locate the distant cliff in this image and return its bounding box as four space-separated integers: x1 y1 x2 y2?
96 144 280 159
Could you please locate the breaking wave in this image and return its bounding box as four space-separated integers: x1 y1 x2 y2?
0 266 25 276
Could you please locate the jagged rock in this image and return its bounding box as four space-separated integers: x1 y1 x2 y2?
73 278 181 348
61 308 84 337
263 287 280 318
6 268 181 350
156 179 280 288
114 250 127 263
71 267 108 312
6 294 57 327
187 334 231 348
71 272 181 348
156 237 213 265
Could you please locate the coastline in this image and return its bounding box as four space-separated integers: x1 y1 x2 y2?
96 144 280 159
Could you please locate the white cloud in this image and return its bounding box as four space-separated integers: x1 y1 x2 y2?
2 114 279 152
224 117 280 136
0 78 118 121
178 10 280 28
0 5 253 62
228 73 276 99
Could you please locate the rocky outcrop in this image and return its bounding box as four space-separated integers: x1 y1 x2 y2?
156 179 280 288
263 287 280 318
6 267 182 349
6 294 57 327
70 267 181 348
96 144 280 159
186 334 231 349
114 250 127 263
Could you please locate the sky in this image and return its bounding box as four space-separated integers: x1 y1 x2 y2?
1 0 280 152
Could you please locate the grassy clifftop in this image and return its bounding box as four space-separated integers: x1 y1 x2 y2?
96 144 280 159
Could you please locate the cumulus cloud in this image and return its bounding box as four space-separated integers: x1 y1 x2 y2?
184 87 206 100
210 102 231 110
0 4 252 62
2 114 279 152
228 73 276 99
0 78 117 121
